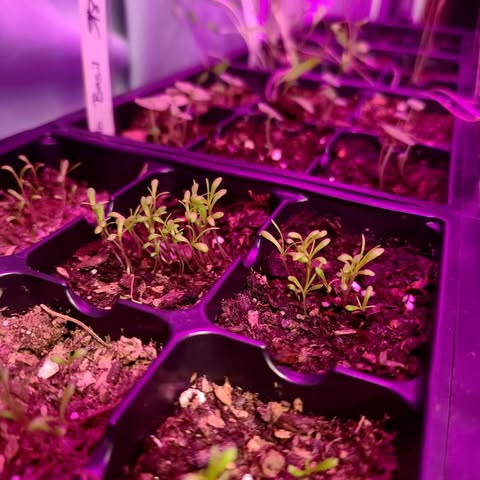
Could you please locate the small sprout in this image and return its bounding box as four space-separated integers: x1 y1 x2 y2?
50 348 88 368
287 457 339 478
378 123 416 187
337 235 384 299
258 102 285 149
345 285 376 312
183 446 237 480
1 155 44 224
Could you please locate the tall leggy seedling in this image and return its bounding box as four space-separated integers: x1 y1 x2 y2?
180 176 228 268
1 155 44 224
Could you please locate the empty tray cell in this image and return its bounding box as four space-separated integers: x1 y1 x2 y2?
0 134 146 257
198 114 332 172
0 273 166 479
209 196 443 380
28 167 279 311
356 92 454 149
325 133 449 203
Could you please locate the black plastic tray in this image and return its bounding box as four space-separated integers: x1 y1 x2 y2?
0 129 459 479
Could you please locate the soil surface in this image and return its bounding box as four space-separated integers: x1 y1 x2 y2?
326 135 449 203
216 213 438 380
0 165 107 257
356 93 454 148
200 115 331 172
270 86 358 127
54 194 272 310
0 304 157 479
128 376 397 479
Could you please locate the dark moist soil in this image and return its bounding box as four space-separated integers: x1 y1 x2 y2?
326 135 449 203
0 166 107 257
0 305 157 479
128 376 397 479
199 116 332 172
270 86 358 127
54 195 272 310
216 213 438 380
356 93 454 148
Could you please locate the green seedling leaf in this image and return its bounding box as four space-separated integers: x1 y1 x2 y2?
26 416 56 432
0 409 18 421
59 383 75 422
193 242 209 253
280 57 321 84
260 230 284 254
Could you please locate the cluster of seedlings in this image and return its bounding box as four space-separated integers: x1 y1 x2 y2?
261 221 384 314
87 176 229 276
0 155 103 256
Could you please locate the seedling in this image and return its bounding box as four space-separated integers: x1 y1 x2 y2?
261 222 331 312
135 85 201 147
183 446 237 480
180 176 228 267
287 457 339 478
260 219 291 271
55 158 81 208
50 348 88 422
330 20 370 73
286 229 331 312
1 155 44 224
258 102 285 149
345 285 376 313
337 235 384 299
0 365 66 436
265 57 321 103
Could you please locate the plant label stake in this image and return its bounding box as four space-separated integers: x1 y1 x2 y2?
79 0 115 135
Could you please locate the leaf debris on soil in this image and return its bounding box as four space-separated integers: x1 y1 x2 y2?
128 376 397 479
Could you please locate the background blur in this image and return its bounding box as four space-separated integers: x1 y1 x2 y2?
0 0 478 140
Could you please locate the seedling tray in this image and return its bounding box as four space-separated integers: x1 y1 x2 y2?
0 129 460 478
55 30 472 214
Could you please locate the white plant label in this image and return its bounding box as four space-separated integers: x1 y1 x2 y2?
79 0 115 134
